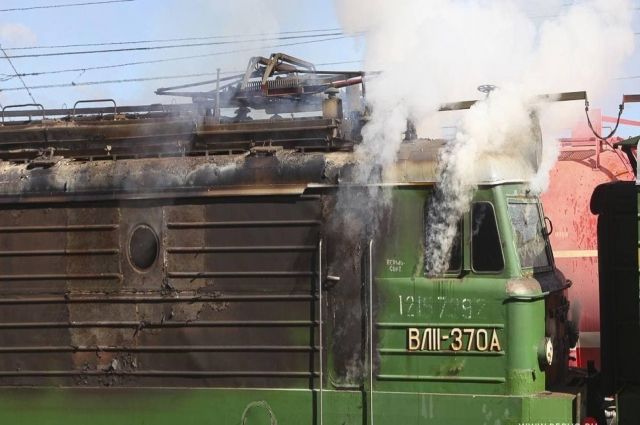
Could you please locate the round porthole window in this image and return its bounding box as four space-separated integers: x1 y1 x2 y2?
129 225 159 271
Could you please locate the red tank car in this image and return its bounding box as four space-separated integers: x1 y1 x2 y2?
542 108 638 369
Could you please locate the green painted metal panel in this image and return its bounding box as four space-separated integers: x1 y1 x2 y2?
372 186 549 397
0 388 576 424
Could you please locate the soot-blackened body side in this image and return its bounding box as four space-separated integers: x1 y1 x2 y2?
0 196 328 388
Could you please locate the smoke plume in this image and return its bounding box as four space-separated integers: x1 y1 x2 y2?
336 0 635 275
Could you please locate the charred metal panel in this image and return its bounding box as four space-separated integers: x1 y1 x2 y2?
0 196 322 388
0 116 346 162
0 119 196 161
0 207 121 293
0 152 335 204
0 140 450 205
321 188 392 387
196 118 342 150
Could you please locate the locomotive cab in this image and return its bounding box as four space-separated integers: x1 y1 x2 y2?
363 181 578 421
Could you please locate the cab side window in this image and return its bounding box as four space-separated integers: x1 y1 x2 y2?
472 202 504 272
447 223 462 272
424 200 462 274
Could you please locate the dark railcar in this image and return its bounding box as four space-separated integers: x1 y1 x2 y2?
591 179 640 424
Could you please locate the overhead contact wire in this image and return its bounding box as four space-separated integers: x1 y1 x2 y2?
2 32 345 59
0 60 365 92
0 0 134 12
0 34 357 79
2 28 343 51
0 46 37 103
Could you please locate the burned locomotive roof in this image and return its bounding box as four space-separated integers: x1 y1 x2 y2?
0 140 438 203
0 52 542 203
0 137 535 204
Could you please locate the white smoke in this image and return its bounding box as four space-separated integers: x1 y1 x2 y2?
0 23 37 46
425 86 544 273
336 0 635 274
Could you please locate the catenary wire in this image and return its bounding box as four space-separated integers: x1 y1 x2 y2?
0 46 37 103
0 0 134 12
0 35 358 79
2 28 344 51
2 32 345 59
0 60 365 92
0 72 230 91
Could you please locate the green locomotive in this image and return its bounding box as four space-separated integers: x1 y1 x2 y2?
0 54 586 424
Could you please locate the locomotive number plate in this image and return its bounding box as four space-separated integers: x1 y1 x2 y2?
407 327 502 352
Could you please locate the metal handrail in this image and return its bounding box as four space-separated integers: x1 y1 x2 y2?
318 238 324 425
368 239 375 425
1 103 45 125
507 280 573 301
72 99 117 121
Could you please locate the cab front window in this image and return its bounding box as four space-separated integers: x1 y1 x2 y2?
507 201 551 270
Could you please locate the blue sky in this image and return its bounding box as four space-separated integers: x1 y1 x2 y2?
0 0 637 136
0 0 364 106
